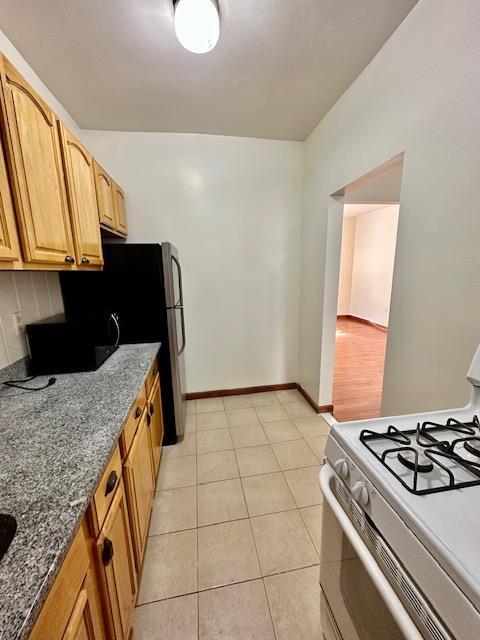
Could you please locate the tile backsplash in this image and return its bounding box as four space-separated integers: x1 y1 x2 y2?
0 271 64 369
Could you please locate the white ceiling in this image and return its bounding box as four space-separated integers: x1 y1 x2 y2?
0 0 417 140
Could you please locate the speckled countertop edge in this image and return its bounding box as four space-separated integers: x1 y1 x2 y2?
0 342 160 640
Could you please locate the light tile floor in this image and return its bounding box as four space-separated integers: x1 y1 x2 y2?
132 389 328 640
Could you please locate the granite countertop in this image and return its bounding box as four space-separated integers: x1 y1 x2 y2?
0 342 161 640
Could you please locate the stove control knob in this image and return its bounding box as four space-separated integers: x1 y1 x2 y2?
352 481 369 506
334 458 349 479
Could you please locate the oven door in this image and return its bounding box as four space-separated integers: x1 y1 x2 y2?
319 465 424 640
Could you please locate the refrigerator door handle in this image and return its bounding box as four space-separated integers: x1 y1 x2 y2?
171 254 184 307
178 305 186 355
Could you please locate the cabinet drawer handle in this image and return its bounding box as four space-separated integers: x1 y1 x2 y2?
102 538 114 566
147 413 151 427
105 470 118 496
81 256 90 264
64 255 75 264
135 406 142 419
149 402 154 416
153 367 158 376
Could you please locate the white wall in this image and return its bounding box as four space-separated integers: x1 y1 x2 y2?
337 217 356 315
349 205 399 326
299 0 480 415
81 131 304 392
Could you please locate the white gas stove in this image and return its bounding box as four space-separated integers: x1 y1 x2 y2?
319 344 480 640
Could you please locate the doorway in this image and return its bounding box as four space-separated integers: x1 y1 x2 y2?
319 154 404 422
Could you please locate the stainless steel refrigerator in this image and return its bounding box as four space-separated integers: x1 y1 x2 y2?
59 243 186 444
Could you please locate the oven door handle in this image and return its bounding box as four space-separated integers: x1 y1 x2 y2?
319 465 424 640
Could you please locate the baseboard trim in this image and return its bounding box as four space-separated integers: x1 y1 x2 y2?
186 381 333 415
186 382 296 400
296 383 334 414
337 314 388 332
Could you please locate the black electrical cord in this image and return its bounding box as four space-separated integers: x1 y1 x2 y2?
2 375 56 391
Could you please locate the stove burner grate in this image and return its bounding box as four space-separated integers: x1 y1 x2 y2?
360 416 480 495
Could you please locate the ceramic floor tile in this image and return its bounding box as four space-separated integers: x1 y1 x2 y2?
223 394 253 409
197 428 233 454
196 410 229 431
283 400 316 419
199 580 275 640
271 439 318 470
294 415 331 438
196 397 225 413
300 505 323 556
242 472 296 517
198 519 261 590
198 478 247 526
235 444 280 477
184 414 197 432
162 432 197 458
255 404 289 423
156 455 196 490
230 423 268 449
305 435 328 462
249 392 280 407
263 420 302 443
133 594 198 640
227 407 259 427
197 449 239 484
275 389 303 403
186 399 196 415
284 466 323 508
264 566 321 640
137 529 198 604
149 486 197 535
251 510 319 576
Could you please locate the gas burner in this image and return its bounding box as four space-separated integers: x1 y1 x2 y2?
398 451 434 473
463 438 480 458
360 416 480 495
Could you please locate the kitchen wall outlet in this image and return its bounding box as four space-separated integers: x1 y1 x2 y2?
13 311 24 336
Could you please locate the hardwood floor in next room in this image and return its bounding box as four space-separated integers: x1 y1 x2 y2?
131 389 330 640
332 317 388 422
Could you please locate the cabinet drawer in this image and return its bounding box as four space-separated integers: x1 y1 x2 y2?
120 385 147 460
29 525 89 640
145 357 159 397
91 445 122 536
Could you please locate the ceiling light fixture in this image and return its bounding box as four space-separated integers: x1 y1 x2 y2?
174 0 220 54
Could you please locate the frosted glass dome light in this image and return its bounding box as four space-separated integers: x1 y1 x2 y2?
174 0 220 54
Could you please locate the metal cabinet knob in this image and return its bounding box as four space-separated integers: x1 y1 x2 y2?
334 458 349 480
102 538 114 565
352 481 369 506
64 255 75 263
104 470 118 496
135 406 142 419
81 257 90 264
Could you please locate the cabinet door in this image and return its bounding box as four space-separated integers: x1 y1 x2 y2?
62 571 103 640
112 181 128 236
124 411 155 573
97 480 137 640
94 162 115 229
59 123 103 267
148 375 164 477
0 55 75 265
0 130 20 262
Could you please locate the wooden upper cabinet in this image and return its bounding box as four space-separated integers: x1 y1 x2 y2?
0 133 20 262
59 123 103 267
0 55 75 265
93 162 116 230
112 181 127 236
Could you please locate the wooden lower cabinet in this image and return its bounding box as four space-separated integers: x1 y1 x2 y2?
29 362 162 640
124 409 155 574
96 479 137 640
148 374 164 477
